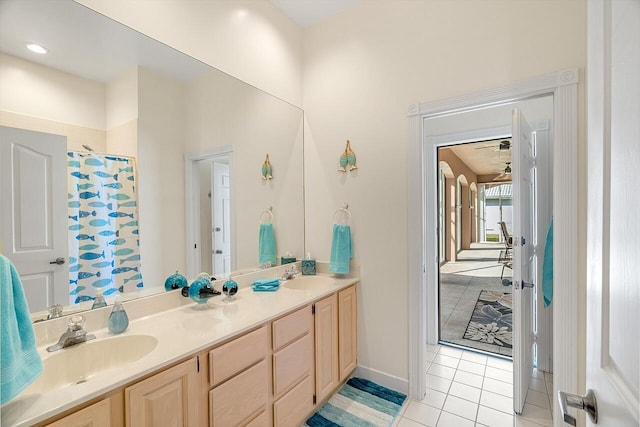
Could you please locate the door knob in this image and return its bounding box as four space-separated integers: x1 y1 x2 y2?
502 279 512 287
558 389 598 425
215 227 221 232
49 257 66 265
521 280 534 289
215 250 223 254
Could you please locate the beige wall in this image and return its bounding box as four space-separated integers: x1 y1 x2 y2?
302 0 586 389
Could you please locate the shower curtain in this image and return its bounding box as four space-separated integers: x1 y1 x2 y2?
67 152 143 303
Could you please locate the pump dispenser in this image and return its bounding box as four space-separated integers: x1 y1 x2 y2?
91 290 107 309
108 296 129 334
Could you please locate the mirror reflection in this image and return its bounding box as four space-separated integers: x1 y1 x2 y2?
0 0 304 319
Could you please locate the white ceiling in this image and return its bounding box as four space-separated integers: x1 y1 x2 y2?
271 0 361 27
445 139 512 176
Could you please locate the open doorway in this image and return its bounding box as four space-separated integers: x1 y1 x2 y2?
437 139 515 358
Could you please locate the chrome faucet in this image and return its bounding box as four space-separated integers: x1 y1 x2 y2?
46 315 96 352
281 266 300 281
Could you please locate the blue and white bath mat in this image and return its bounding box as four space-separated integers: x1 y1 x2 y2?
305 377 407 427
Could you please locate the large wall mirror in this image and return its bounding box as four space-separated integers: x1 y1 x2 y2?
0 0 304 320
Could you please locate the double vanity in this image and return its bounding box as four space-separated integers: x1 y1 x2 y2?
2 263 359 427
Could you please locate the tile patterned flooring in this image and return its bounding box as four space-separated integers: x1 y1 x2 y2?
439 243 513 357
393 344 553 427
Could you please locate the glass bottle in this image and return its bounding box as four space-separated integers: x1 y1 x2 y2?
108 296 129 334
91 290 107 309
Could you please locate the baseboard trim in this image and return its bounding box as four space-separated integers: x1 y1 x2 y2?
354 365 409 395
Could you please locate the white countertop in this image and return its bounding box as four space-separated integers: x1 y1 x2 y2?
1 272 358 427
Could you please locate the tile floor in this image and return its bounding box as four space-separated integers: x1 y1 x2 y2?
393 344 553 427
439 243 513 357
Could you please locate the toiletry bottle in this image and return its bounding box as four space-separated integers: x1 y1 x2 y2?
108 295 129 334
91 290 107 309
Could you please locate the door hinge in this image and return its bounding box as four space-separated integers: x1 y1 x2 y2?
196 355 200 372
313 394 317 404
312 305 315 315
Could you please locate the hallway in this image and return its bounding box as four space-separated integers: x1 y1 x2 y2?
439 243 513 357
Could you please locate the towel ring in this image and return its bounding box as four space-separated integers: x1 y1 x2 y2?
332 204 351 226
260 207 274 224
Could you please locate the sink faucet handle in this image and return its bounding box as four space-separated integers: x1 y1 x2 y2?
68 314 86 331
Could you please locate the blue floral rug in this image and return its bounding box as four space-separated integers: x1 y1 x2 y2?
305 378 406 427
463 290 513 348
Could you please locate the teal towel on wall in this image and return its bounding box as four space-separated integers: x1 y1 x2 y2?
542 218 554 307
1 254 43 404
330 224 352 274
258 223 276 266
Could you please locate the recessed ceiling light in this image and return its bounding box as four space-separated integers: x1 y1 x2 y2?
26 43 47 54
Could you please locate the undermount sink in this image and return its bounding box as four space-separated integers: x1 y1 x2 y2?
22 334 157 395
282 275 336 291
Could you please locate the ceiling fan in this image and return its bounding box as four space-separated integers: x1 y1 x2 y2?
493 162 512 181
475 139 511 151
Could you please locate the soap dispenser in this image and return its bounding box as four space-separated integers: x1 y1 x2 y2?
108 295 129 334
91 290 107 309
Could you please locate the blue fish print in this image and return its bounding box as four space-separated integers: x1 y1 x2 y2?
77 183 94 191
71 171 90 180
136 282 144 288
132 229 139 235
79 191 100 200
112 266 138 275
79 210 97 218
68 160 81 168
67 152 74 158
88 202 113 209
79 251 105 260
75 295 93 303
102 182 123 190
118 201 137 208
68 201 81 208
69 286 86 296
120 220 138 228
69 257 77 264
108 238 126 246
112 248 134 257
69 264 83 272
92 260 115 268
119 166 133 173
99 230 119 237
93 171 118 181
75 234 95 241
89 219 111 227
67 192 72 199
127 175 135 181
79 243 100 251
69 224 84 231
108 212 134 219
69 215 78 221
85 158 106 167
92 278 113 288
78 271 101 280
107 193 130 201
120 254 141 264
124 273 142 284
104 287 119 296
69 279 78 285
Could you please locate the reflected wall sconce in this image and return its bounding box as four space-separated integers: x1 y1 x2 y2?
262 154 273 180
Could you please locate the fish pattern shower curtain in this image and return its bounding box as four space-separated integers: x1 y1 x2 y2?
67 152 143 303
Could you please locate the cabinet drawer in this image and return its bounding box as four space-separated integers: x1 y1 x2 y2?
273 375 314 427
273 333 312 397
246 411 269 427
210 360 268 426
210 325 268 387
272 305 312 351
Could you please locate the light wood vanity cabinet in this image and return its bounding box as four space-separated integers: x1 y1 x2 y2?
338 285 358 381
314 293 340 403
43 397 116 427
125 357 200 427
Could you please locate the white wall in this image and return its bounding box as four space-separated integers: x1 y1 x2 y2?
74 0 303 107
302 0 586 390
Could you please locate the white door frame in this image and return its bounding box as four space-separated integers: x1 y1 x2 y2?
185 146 233 279
407 69 579 424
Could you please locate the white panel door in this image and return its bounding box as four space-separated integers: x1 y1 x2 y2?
584 1 639 426
511 109 536 414
0 126 68 311
212 162 230 277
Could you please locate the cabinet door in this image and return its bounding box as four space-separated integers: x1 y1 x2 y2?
338 285 357 381
45 398 112 427
314 293 339 403
125 357 199 427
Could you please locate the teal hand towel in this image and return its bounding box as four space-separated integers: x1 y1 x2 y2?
542 219 554 307
258 223 276 266
1 254 43 404
253 278 280 287
330 224 352 274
